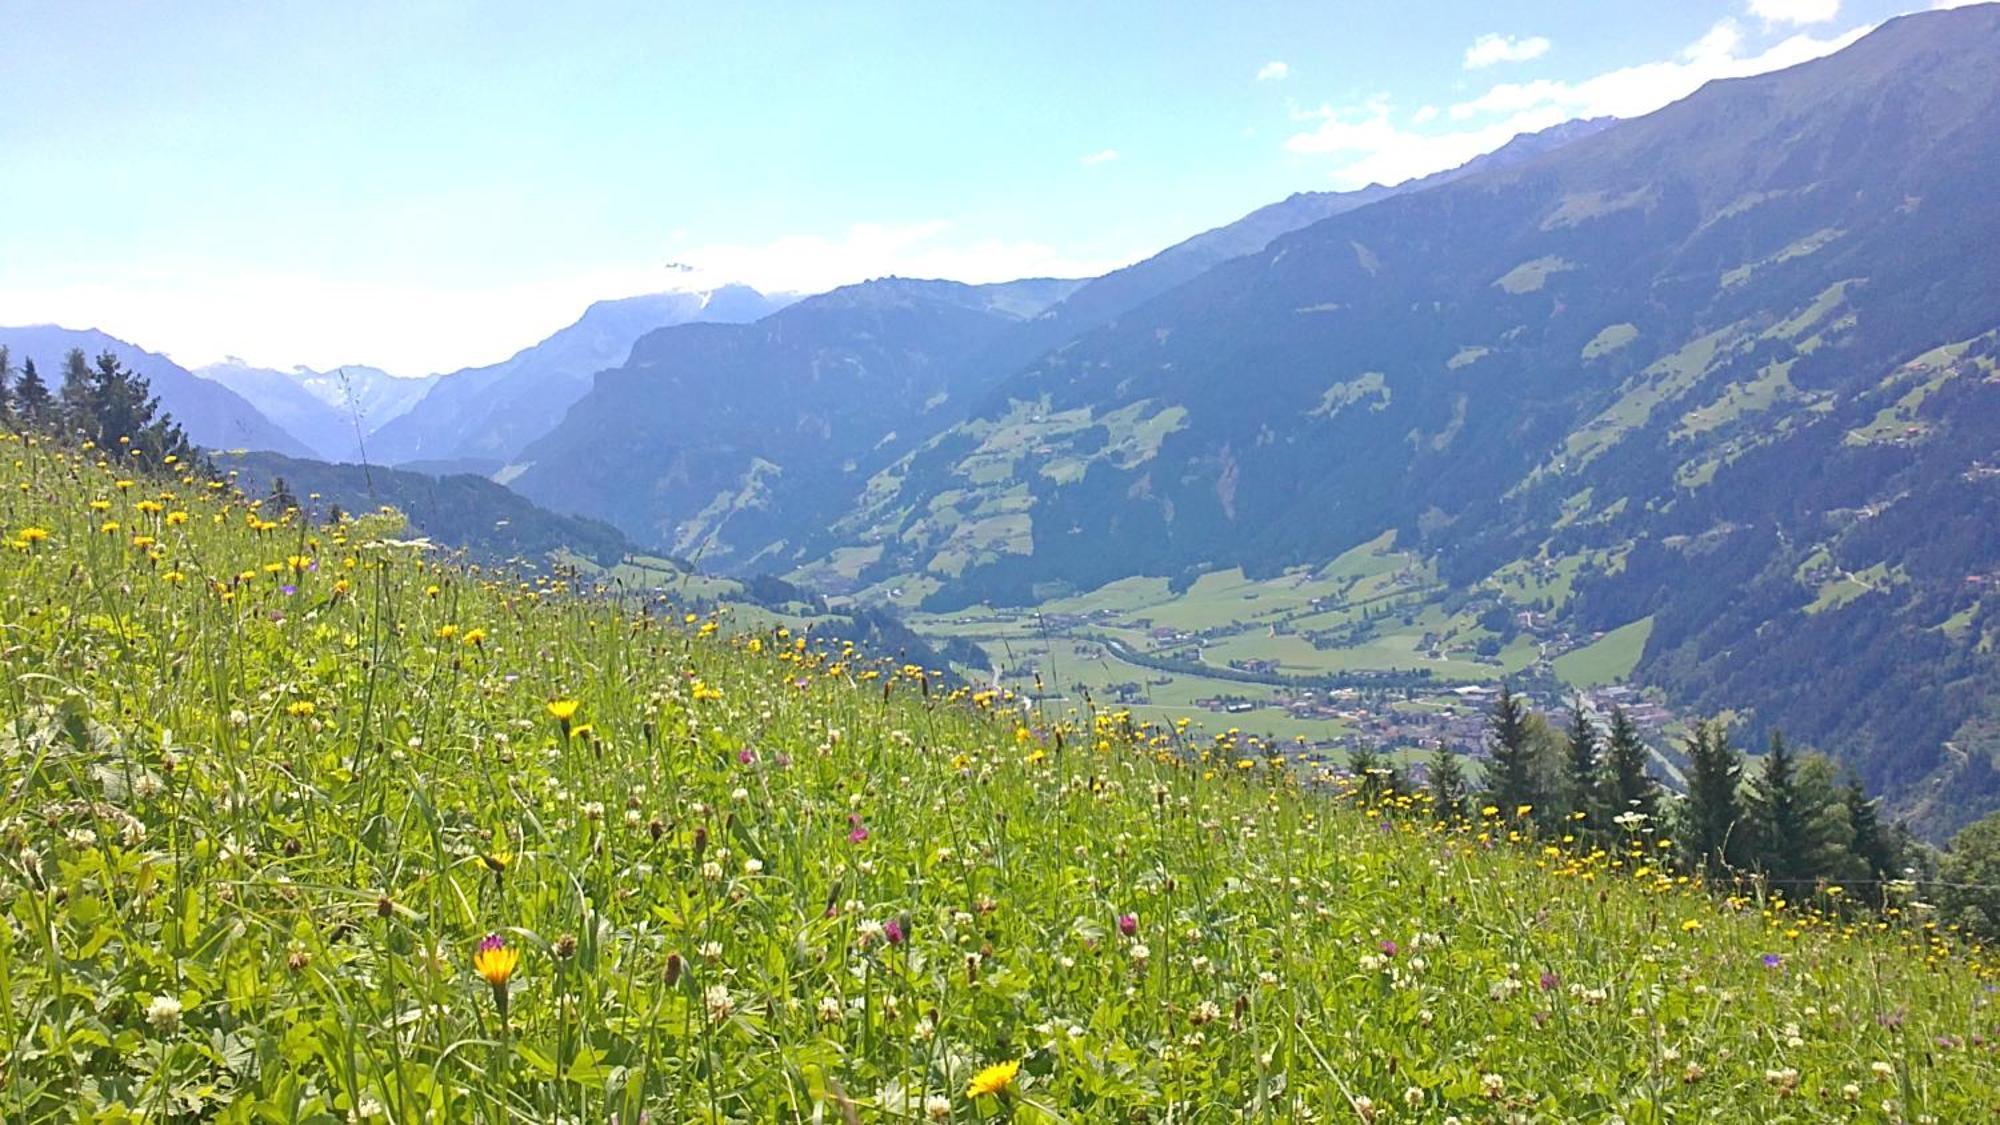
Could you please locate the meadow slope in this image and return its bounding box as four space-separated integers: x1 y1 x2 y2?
0 432 1995 1121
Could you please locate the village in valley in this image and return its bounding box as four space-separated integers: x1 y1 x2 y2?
885 532 1685 774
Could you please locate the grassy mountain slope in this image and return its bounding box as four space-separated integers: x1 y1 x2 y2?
502 122 1613 578
0 325 312 456
366 285 792 468
507 277 1085 568
1 431 1995 1119
798 6 2000 833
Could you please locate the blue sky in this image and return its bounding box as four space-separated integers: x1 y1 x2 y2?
0 0 1964 374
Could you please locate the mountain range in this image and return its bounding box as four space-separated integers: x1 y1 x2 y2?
507 4 1998 832
195 359 435 461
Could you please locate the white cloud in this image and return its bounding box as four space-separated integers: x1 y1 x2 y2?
1748 0 1840 26
0 223 1136 373
1464 33 1552 68
1079 148 1120 166
1449 18 1866 121
1288 15 1871 189
1257 60 1290 82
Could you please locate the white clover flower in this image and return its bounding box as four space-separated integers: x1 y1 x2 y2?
703 985 734 1020
146 994 183 1033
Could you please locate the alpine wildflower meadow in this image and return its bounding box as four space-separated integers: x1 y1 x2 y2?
0 430 1995 1121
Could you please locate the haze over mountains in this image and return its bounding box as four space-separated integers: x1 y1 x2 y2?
6 5 1997 832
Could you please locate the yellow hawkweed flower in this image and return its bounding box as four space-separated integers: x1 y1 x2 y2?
967 1059 1020 1099
472 934 519 988
546 700 580 723
472 933 519 1024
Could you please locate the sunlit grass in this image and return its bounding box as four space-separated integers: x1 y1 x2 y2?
0 431 1995 1121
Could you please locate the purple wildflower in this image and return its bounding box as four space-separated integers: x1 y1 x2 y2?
1540 970 1560 992
1761 953 1783 970
1379 940 1399 958
1117 913 1137 937
884 918 906 946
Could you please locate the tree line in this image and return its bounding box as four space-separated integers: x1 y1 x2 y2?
0 345 196 466
1348 685 2000 938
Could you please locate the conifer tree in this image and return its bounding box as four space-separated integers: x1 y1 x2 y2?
1428 743 1467 822
1563 700 1599 831
14 358 51 422
270 476 300 516
51 349 194 465
1483 685 1539 818
58 348 94 432
1745 731 1812 884
1842 777 1899 896
1602 707 1659 824
0 345 12 420
1680 719 1746 878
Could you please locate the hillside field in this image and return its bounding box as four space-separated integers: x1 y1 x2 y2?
1 432 1995 1120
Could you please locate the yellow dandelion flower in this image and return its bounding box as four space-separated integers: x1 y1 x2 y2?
966 1058 1020 1099
546 699 580 722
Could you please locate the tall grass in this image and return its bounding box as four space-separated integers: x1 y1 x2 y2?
0 432 1993 1121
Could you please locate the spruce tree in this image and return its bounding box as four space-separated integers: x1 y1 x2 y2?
0 345 12 420
1602 707 1659 824
1843 777 1899 895
1745 731 1812 886
58 348 95 434
1483 685 1540 819
1680 720 1745 879
1563 700 1599 832
1428 743 1467 822
14 358 51 422
51 350 194 465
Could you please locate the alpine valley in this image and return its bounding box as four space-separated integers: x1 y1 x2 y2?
12 5 2000 838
